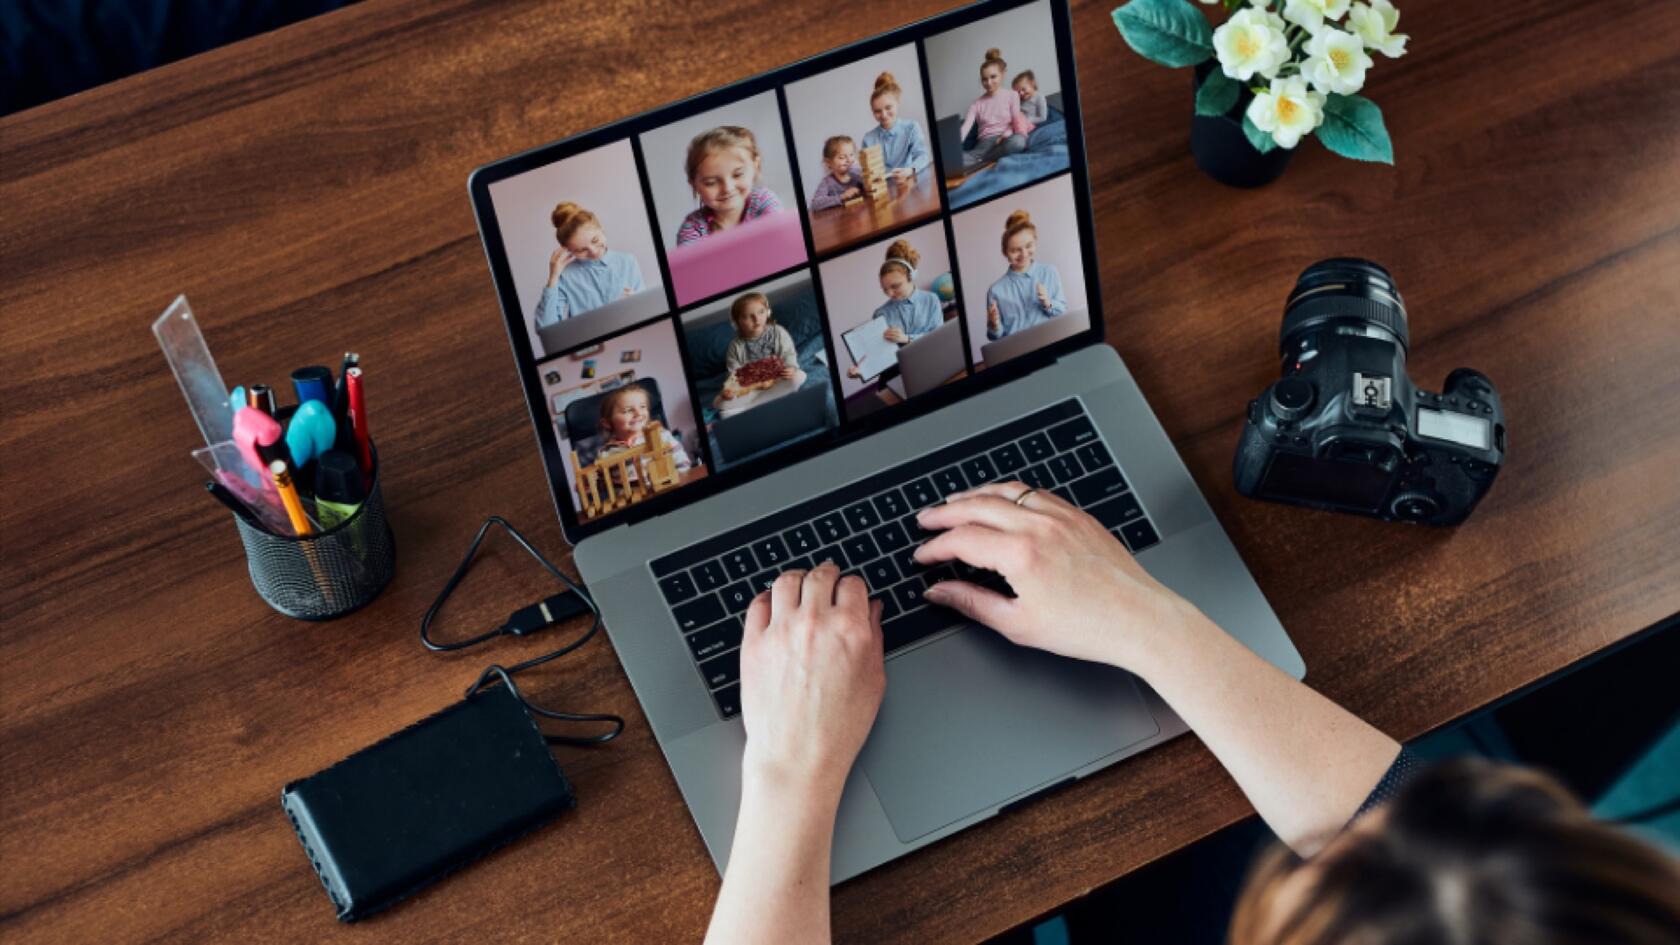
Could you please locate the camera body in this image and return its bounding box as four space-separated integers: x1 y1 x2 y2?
1234 259 1505 525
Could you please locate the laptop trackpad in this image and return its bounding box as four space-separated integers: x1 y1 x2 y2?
858 624 1159 843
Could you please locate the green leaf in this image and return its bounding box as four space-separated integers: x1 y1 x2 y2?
1242 115 1278 154
1195 68 1241 117
1112 0 1215 68
1316 94 1394 164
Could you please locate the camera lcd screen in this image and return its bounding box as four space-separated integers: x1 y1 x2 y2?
1417 407 1491 450
1259 451 1393 513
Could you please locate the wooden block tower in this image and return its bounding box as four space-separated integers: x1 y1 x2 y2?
857 144 889 200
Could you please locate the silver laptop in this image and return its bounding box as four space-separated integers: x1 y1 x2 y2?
899 317 968 397
469 0 1303 883
981 305 1088 368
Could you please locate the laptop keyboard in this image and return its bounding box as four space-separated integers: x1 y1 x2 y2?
650 399 1160 720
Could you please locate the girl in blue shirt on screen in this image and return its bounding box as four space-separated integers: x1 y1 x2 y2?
859 72 932 183
985 210 1067 342
847 239 944 380
533 202 646 328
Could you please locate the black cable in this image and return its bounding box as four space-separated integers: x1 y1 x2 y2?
420 516 623 745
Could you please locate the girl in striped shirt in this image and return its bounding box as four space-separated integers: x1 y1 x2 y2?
676 126 785 245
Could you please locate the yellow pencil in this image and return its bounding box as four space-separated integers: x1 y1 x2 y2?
269 459 315 536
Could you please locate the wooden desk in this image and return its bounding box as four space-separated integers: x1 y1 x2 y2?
808 170 942 255
3 0 1677 942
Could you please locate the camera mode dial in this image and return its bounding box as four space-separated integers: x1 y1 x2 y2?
1269 377 1315 421
1390 490 1442 522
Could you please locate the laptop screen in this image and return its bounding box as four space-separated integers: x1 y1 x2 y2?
469 0 1102 540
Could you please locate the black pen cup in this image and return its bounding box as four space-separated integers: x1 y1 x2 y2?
231 444 395 620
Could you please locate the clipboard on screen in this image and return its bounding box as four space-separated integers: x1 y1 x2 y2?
842 315 900 383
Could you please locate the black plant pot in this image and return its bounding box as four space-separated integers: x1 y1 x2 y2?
1190 62 1293 188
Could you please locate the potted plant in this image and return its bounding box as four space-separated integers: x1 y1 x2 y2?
1112 0 1407 186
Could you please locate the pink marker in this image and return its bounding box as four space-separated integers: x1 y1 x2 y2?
233 406 284 482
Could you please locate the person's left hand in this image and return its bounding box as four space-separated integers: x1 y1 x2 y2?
891 167 912 183
739 565 885 796
883 326 909 344
1036 282 1051 310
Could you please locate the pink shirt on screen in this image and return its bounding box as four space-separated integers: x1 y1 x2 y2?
961 92 1024 142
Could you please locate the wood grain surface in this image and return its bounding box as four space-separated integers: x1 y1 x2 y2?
4 0 1678 942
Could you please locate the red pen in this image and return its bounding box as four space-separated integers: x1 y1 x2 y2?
346 366 373 475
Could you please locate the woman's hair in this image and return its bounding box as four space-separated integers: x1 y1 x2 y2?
880 238 920 280
685 126 761 186
596 382 650 437
551 201 600 247
1001 209 1036 254
729 291 772 327
981 47 1007 77
1229 759 1680 945
822 135 854 161
871 71 902 105
1012 69 1037 89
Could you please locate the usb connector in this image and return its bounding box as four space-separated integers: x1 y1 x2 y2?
504 590 592 636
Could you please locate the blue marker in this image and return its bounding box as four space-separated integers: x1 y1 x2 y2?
285 400 337 469
291 366 334 406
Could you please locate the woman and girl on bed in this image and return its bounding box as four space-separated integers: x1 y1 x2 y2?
809 72 933 211
960 47 1049 170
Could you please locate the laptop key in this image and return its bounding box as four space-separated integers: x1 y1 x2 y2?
699 648 740 689
691 560 728 593
882 603 960 653
721 548 757 580
1046 452 1083 484
658 571 698 606
673 593 724 633
718 581 755 613
872 520 911 554
932 466 968 496
903 477 939 508
893 544 928 577
862 556 901 591
752 535 789 567
1052 486 1075 505
749 569 780 594
783 556 813 575
843 500 881 532
901 513 932 544
1018 463 1054 490
1048 416 1098 452
873 489 909 520
990 442 1028 475
925 563 958 587
687 617 743 661
1020 432 1054 463
842 532 879 564
813 544 848 569
712 684 741 719
872 590 900 622
783 524 820 556
961 454 998 485
1071 466 1129 507
891 575 929 613
1120 518 1161 553
1075 440 1114 472
1090 493 1145 529
814 512 849 544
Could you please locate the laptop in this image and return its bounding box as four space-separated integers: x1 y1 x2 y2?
468 0 1303 883
712 383 833 466
536 288 669 360
899 317 967 396
980 305 1088 368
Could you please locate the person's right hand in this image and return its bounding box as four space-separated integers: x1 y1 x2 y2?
739 565 885 799
987 299 1002 332
915 482 1200 675
546 246 574 287
883 326 909 344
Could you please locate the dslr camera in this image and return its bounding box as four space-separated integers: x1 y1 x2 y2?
1234 258 1505 525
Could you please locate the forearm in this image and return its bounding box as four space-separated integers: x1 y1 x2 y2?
1128 604 1400 856
704 770 839 945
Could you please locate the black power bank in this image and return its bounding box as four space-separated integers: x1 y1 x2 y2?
281 685 575 921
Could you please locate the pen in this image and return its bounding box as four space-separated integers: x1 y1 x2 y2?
206 480 260 526
333 352 360 444
270 459 315 536
346 366 372 475
249 384 277 416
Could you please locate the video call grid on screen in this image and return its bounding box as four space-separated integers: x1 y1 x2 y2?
471 0 1102 536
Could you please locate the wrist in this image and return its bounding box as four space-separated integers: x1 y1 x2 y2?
741 747 848 808
1108 595 1217 682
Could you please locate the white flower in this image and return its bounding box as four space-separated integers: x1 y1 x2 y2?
1246 76 1325 149
1282 0 1350 32
1302 26 1373 95
1213 8 1291 81
1347 0 1409 57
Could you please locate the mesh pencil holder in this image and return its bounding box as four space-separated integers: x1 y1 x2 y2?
232 446 395 620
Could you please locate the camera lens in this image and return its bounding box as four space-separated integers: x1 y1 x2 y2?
1281 258 1409 355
